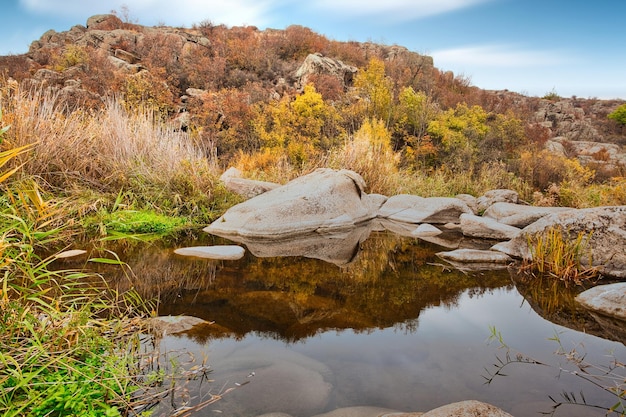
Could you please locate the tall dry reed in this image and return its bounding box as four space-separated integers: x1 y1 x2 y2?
1 81 217 196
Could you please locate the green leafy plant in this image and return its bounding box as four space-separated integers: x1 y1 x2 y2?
608 104 626 126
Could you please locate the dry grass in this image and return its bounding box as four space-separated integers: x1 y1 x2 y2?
524 227 599 286
1 80 217 197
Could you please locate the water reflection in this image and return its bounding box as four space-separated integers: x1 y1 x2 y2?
63 229 625 417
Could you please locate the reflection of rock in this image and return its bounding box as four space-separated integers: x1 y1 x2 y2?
223 224 374 266
511 272 622 344
205 168 375 238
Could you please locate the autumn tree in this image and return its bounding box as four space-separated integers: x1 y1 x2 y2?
427 103 489 171
253 84 343 167
394 87 440 167
353 58 394 126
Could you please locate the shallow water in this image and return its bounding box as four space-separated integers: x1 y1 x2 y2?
77 229 625 417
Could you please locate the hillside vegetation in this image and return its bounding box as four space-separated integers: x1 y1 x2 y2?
1 13 625 230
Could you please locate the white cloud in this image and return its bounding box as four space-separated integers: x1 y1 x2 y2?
431 44 569 68
310 0 493 20
19 0 277 27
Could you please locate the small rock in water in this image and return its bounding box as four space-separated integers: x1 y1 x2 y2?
174 245 245 260
54 249 88 259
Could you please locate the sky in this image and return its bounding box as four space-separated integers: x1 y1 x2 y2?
1 0 625 99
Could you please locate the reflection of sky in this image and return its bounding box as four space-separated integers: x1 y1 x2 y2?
155 287 626 417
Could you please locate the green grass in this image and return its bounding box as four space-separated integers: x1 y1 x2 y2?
86 208 189 237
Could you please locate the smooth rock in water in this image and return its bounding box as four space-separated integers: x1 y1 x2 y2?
576 282 626 320
214 345 333 417
437 249 512 264
378 195 472 224
494 206 626 278
460 213 521 240
174 245 245 260
147 315 210 334
483 202 571 228
205 168 373 238
54 249 88 259
421 400 513 417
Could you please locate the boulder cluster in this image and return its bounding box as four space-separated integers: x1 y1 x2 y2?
205 168 626 280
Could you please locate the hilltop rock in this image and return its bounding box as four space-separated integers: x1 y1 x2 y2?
294 53 357 91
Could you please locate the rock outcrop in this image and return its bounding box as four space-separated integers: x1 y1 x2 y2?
204 169 626 278
294 53 358 91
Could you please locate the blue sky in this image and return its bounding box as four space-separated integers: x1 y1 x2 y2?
1 0 625 99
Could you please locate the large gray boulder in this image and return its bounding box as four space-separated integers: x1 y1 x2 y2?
493 206 626 278
459 213 521 240
483 202 572 228
204 168 375 239
476 189 519 213
378 195 472 224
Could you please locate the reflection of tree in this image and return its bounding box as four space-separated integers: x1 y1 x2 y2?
69 232 512 342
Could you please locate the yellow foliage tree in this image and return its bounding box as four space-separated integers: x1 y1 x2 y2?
354 58 394 125
253 84 343 167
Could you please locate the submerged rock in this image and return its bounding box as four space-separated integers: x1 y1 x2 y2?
147 315 210 335
421 400 513 417
437 249 512 264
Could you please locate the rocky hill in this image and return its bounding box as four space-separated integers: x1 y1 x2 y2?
1 13 624 172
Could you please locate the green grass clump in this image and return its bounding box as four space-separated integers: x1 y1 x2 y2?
88 209 189 237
